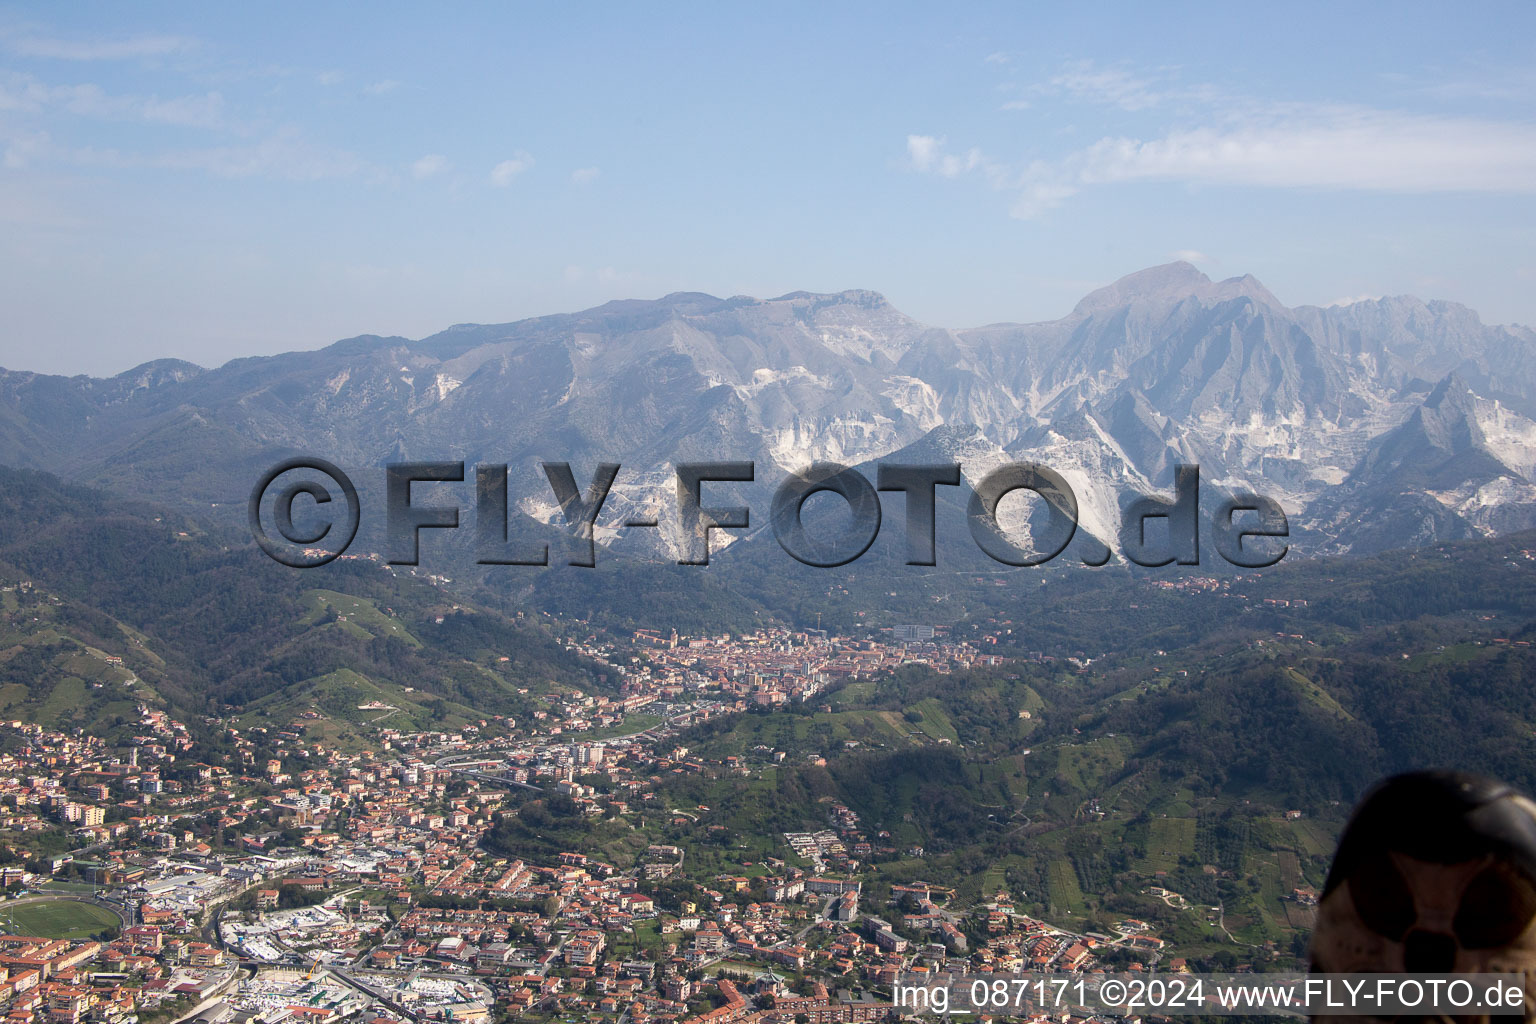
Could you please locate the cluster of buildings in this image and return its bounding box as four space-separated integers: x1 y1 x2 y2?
0 930 233 1024
0 624 1197 1024
619 627 1005 707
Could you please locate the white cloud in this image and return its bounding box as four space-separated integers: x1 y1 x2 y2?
0 73 226 129
915 65 1536 220
1410 68 1536 103
1326 294 1383 307
1009 181 1078 220
1169 249 1209 264
0 66 377 183
906 134 941 172
5 32 197 61
1072 110 1536 193
571 166 600 184
10 124 363 181
0 66 384 184
316 70 344 87
142 92 225 128
364 79 400 96
937 148 982 178
905 134 1002 183
1002 60 1202 114
144 132 368 180
2 129 48 169
411 153 449 179
489 152 533 186
1044 62 1164 111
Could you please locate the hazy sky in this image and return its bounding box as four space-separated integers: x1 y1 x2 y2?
3 3 1536 376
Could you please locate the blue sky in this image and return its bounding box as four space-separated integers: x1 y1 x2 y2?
2 3 1535 375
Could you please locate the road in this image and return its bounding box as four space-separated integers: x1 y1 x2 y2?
791 895 839 941
434 753 543 792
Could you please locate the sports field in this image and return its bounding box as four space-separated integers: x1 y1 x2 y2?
0 899 121 940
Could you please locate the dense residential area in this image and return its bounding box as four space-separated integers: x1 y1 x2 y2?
3 459 1535 1024
0 615 1326 1024
4 5 1536 1021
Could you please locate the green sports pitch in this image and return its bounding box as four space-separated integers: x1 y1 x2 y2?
0 900 121 940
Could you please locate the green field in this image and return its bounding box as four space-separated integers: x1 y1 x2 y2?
1054 735 1129 792
0 900 121 940
1282 668 1354 721
1046 857 1086 915
687 706 925 757
1135 817 1198 874
234 667 491 747
0 642 144 738
300 589 421 646
903 698 960 744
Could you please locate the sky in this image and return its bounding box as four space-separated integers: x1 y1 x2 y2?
2 3 1536 376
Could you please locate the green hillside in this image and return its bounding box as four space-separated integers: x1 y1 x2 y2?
0 466 605 744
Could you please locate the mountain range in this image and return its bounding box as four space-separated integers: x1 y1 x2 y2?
4 261 1535 561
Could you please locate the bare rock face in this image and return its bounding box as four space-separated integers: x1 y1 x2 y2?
4 262 1536 559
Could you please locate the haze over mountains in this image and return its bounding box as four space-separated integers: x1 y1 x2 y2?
3 261 1535 560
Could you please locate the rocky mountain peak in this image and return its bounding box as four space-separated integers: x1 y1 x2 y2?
3 265 1536 560
1072 261 1284 317
1425 371 1476 411
112 358 207 386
